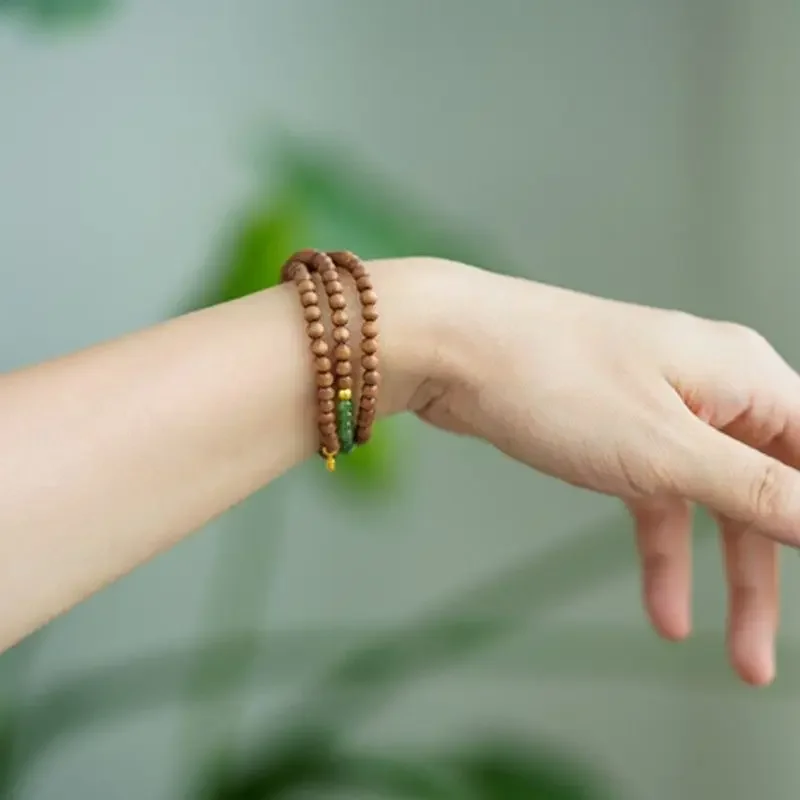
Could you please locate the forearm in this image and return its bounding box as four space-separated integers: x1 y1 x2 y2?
0 257 445 649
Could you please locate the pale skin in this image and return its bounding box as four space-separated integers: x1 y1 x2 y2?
1 257 798 687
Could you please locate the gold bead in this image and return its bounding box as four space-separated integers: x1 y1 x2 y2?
338 388 352 401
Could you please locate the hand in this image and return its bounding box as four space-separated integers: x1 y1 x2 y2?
412 259 800 686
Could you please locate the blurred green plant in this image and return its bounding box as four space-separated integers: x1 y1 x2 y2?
0 0 112 27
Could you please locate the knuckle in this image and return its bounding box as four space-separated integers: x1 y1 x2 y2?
750 461 790 521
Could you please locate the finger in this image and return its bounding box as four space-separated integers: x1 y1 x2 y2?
628 497 692 640
718 518 779 686
668 413 800 546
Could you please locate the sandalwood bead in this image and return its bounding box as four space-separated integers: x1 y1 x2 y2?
363 370 379 386
362 322 379 340
301 291 318 307
315 356 331 372
361 355 378 370
321 269 337 283
363 307 379 322
362 338 378 355
297 279 316 293
356 276 372 291
333 327 350 343
304 306 322 323
360 290 378 305
339 376 353 391
362 384 378 398
306 321 325 339
336 361 352 376
319 399 335 414
334 343 351 360
329 293 346 310
317 372 334 388
318 387 335 401
332 309 349 326
360 396 377 410
320 422 336 437
325 280 343 295
322 436 339 453
311 339 329 357
318 411 335 426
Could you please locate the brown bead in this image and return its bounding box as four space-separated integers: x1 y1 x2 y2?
339 375 353 390
362 338 378 355
351 265 366 280
318 411 335 426
356 276 372 291
316 372 334 388
360 396 377 410
320 422 336 437
318 386 335 401
303 306 322 323
335 361 352 376
361 355 379 370
363 307 379 322
301 291 318 307
311 339 329 357
333 326 350 343
334 343 351 360
315 356 331 372
306 321 325 339
356 426 371 442
321 269 338 283
331 309 349 326
322 435 339 453
363 370 380 386
362 321 378 339
329 293 346 310
362 384 378 398
283 262 304 282
360 289 378 305
297 279 316 294
319 399 335 413
325 280 343 295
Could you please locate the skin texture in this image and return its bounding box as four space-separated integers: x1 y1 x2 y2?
0 257 797 686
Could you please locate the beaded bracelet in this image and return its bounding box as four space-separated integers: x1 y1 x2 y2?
327 251 380 445
281 249 378 472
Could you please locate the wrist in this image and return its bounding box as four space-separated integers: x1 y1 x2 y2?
366 257 470 417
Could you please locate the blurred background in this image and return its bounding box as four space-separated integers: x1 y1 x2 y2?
1 0 800 797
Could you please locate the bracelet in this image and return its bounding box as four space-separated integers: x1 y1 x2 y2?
327 251 380 445
281 249 379 471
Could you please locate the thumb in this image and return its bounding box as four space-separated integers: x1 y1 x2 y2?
671 417 800 545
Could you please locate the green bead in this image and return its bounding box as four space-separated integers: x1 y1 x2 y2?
336 398 356 454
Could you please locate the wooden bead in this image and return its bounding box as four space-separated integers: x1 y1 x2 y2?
334 344 351 360
363 370 380 386
321 269 338 283
317 372 334 388
336 361 352 377
318 411 335 426
311 339 329 357
339 376 353 390
329 293 346 310
325 280 343 295
362 321 378 339
356 276 372 291
351 265 366 280
301 291 319 307
315 357 331 372
297 279 316 293
362 338 378 355
320 422 336 437
331 309 349 326
360 290 378 305
333 326 350 343
322 435 339 453
362 384 378 398
361 355 378 370
304 306 321 322
363 307 379 322
306 321 325 339
360 396 377 410
318 387 335 401
319 399 335 414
